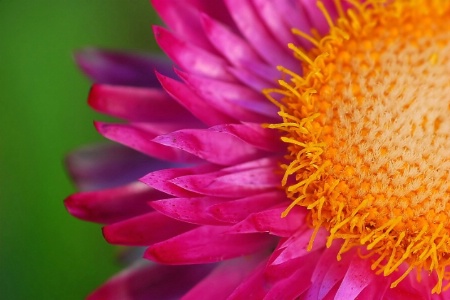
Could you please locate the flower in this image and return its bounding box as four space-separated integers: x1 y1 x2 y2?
65 0 450 299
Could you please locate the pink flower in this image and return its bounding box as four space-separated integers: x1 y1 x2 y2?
66 0 450 299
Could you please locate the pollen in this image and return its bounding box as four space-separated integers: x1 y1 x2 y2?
266 0 450 293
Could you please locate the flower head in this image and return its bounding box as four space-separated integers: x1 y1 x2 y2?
66 0 450 299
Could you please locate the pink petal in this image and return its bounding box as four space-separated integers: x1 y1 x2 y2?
211 123 284 152
140 164 219 197
334 255 377 299
157 72 236 126
200 13 264 70
209 191 285 223
224 0 297 67
176 70 278 122
88 84 199 124
145 225 274 264
103 211 197 246
227 258 270 299
154 26 234 81
273 227 327 265
151 0 215 51
153 128 266 166
65 182 164 224
230 205 305 237
183 254 267 300
75 48 175 87
150 196 230 225
88 261 213 300
65 143 161 191
95 122 201 163
171 165 279 198
299 0 337 35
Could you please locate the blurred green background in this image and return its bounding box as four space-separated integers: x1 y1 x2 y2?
0 1 160 299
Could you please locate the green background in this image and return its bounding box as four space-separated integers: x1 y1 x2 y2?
0 1 160 299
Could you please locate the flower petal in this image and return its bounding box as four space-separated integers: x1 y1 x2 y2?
230 205 305 237
150 196 230 225
65 143 161 191
95 122 201 163
153 128 266 165
224 0 297 67
65 182 164 224
156 72 236 126
103 211 197 246
88 261 213 300
88 84 199 124
334 255 377 299
211 123 284 152
209 191 285 223
145 225 274 264
183 254 267 300
154 26 234 81
75 48 175 86
140 164 219 197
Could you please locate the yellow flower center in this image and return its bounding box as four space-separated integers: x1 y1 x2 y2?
266 0 450 293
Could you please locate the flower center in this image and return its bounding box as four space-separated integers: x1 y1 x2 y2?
267 0 450 293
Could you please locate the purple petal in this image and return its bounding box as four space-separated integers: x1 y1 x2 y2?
88 84 199 124
153 128 266 166
299 0 337 36
88 261 213 300
103 211 197 246
95 122 201 163
209 191 285 223
157 72 236 126
75 48 175 86
145 225 274 264
65 143 165 191
65 182 164 224
150 196 230 225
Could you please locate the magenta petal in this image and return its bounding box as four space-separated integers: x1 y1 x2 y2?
183 254 266 300
153 129 265 166
88 261 213 300
157 72 236 126
145 225 274 264
65 182 164 224
150 196 229 225
224 0 297 68
103 211 197 246
65 143 162 191
95 122 200 163
230 205 305 237
334 255 377 299
299 0 337 35
88 84 199 124
211 123 284 152
177 70 278 122
140 164 219 197
154 26 234 81
273 227 327 265
151 0 214 51
75 48 175 87
227 258 270 299
171 165 279 198
209 191 285 223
